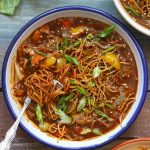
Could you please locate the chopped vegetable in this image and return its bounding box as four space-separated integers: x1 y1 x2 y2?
86 33 94 40
114 93 126 108
53 79 63 88
92 128 102 135
65 54 79 65
88 81 95 87
40 55 56 69
103 53 121 70
95 109 112 121
59 38 69 50
70 26 86 36
99 25 116 38
88 98 94 106
126 6 140 17
59 103 67 112
0 0 21 15
39 122 50 132
36 105 43 124
93 66 101 78
65 93 74 102
31 30 42 43
105 103 114 109
14 63 24 82
54 108 72 124
80 127 92 135
34 50 47 56
72 40 81 47
76 86 87 95
102 46 116 54
58 96 66 105
57 94 74 112
77 97 86 112
31 54 45 65
56 58 66 70
70 79 77 85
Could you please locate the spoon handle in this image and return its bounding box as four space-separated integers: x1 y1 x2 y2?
0 97 31 150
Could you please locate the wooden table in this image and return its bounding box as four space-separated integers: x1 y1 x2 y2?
0 0 150 149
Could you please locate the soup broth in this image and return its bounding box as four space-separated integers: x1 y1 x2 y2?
11 17 138 140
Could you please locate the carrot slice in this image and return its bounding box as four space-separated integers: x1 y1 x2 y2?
31 54 45 65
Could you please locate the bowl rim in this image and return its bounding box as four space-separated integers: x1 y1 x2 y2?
112 138 150 150
2 5 148 150
113 0 150 36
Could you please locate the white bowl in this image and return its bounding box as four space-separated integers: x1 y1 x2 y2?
113 138 150 150
113 0 150 36
2 6 148 149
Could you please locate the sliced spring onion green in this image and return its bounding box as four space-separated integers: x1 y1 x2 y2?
102 46 116 54
80 127 92 135
70 79 77 85
93 66 101 78
63 38 69 47
86 33 94 40
65 93 74 102
98 25 116 38
72 57 80 65
92 128 102 135
58 96 66 105
54 108 72 124
59 103 67 112
65 54 79 65
77 97 87 112
59 38 69 50
34 50 47 56
76 86 87 95
94 109 112 121
88 80 95 87
105 103 114 110
72 40 81 47
88 98 94 106
126 6 140 17
36 105 43 124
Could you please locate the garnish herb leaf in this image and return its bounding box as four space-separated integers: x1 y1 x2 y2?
58 96 66 105
88 80 95 87
92 128 102 135
0 0 21 15
126 6 140 17
77 97 86 112
72 40 81 47
54 108 72 124
65 93 74 102
34 50 47 56
70 79 77 85
86 33 94 40
99 25 116 38
60 38 69 50
80 128 92 135
102 46 116 54
88 98 94 106
72 57 80 65
105 103 114 110
36 105 43 124
65 54 79 65
76 86 87 95
95 109 113 121
93 66 101 78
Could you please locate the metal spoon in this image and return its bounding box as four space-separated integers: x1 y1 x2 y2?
0 96 31 150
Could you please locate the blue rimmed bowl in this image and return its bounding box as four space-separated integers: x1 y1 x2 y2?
2 6 148 150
